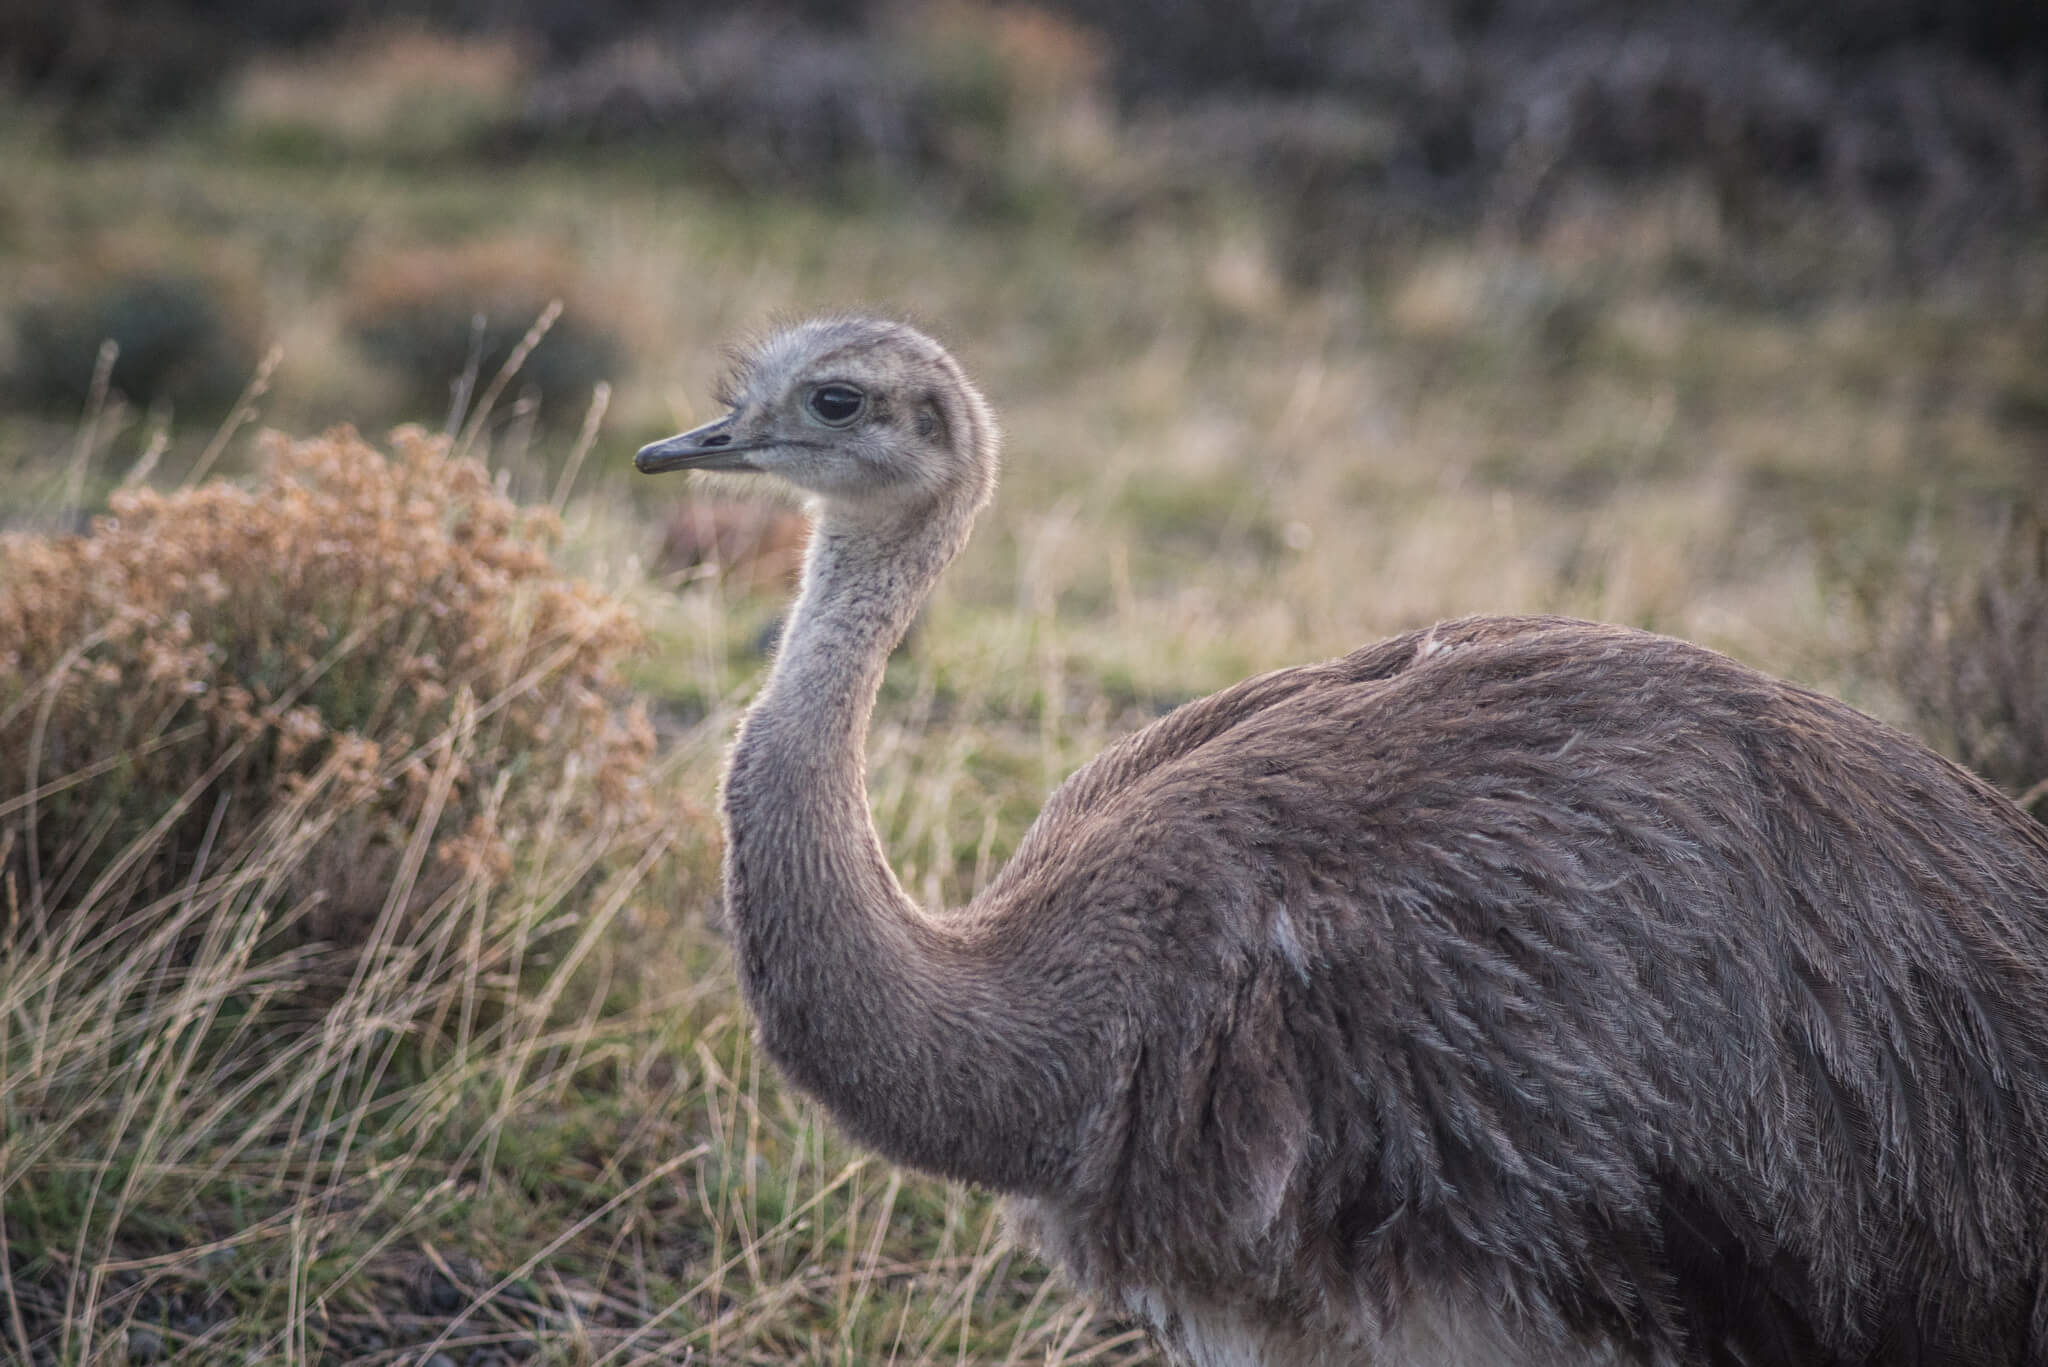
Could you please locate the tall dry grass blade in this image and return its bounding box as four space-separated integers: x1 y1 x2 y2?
0 721 206 822
475 828 673 1185
445 309 489 437
62 339 119 520
0 623 117 736
288 694 473 1198
1065 1326 1156 1363
996 1263 1066 1367
601 1152 878 1366
0 1218 33 1367
15 625 241 936
1045 1304 1106 1365
57 1006 171 1362
60 733 255 930
500 389 541 470
841 1169 903 1341
940 1211 1010 1367
184 343 283 488
316 881 475 1196
286 1208 310 1367
98 1203 305 1278
128 788 229 1030
37 801 120 913
121 419 171 487
552 380 612 513
72 850 281 1365
456 298 563 461
384 619 616 777
409 1146 709 1366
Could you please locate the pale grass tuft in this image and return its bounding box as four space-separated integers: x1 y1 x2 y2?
1860 507 2048 817
0 768 1148 1362
0 716 677 1363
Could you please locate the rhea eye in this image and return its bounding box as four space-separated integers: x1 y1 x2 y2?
808 384 866 426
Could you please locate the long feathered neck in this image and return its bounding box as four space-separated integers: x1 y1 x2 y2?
727 498 960 898
720 487 1095 1191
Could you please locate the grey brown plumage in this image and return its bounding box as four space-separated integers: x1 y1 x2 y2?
636 315 2048 1367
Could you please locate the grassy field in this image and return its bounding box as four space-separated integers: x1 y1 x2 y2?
2 29 2046 1364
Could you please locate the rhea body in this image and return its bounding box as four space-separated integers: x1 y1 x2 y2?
636 317 2048 1367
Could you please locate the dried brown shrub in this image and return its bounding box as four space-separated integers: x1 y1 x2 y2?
0 425 654 948
1867 508 2048 820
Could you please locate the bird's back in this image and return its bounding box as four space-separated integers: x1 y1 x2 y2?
984 615 2048 1366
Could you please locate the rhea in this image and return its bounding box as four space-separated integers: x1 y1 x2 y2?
636 316 2048 1366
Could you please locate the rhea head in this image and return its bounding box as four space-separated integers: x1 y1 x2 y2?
635 316 998 518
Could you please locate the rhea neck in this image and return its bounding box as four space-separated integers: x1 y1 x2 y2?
709 424 1103 1195
717 477 1020 1182
719 474 989 993
733 491 972 801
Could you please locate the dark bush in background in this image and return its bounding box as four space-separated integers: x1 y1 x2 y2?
1054 0 2048 100
342 241 622 424
514 14 947 186
1079 0 2045 253
4 0 2042 243
0 0 362 131
0 0 839 128
5 263 265 415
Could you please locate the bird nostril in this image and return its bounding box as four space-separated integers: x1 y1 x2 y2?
702 433 732 448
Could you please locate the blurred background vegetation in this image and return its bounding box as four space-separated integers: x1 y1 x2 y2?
0 1 2044 1363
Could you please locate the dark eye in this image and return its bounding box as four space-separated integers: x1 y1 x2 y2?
808 383 865 426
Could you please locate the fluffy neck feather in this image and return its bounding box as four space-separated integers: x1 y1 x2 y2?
719 491 1094 1192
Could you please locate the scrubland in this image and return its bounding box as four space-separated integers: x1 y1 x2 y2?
1 16 2044 1364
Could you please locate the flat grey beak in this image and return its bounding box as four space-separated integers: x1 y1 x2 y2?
635 415 764 474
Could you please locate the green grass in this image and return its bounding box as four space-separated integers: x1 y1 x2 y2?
2 34 2046 1363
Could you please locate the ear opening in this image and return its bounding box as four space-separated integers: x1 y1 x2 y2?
916 390 950 446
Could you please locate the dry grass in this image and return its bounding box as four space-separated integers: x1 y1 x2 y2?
1859 506 2048 817
1 25 2044 1362
0 421 1152 1365
0 729 1151 1363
